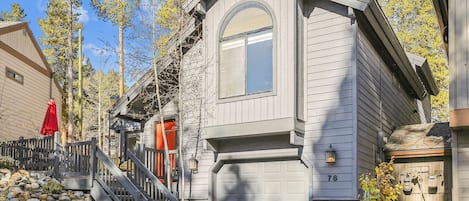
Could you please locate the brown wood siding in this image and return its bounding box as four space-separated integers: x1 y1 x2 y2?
0 29 47 73
0 48 61 141
356 29 421 175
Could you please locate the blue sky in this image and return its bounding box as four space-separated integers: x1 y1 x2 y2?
0 1 122 74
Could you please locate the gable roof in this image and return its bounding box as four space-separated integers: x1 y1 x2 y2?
0 21 63 96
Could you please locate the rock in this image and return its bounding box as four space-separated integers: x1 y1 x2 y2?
27 198 40 201
18 169 30 177
9 173 22 186
58 195 71 201
51 194 60 199
25 183 32 190
19 191 31 200
31 183 40 189
7 191 13 198
46 196 55 201
0 169 11 175
9 198 19 201
11 186 23 197
74 191 84 197
0 180 8 191
31 192 41 198
39 194 48 201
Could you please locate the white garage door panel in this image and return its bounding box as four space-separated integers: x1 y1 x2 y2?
217 160 307 201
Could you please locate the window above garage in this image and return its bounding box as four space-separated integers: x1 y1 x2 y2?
219 4 274 99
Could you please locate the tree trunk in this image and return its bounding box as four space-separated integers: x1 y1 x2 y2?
67 0 74 142
119 25 124 97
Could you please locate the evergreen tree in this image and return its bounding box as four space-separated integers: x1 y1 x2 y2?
91 0 140 97
378 0 449 121
38 0 83 142
0 3 26 21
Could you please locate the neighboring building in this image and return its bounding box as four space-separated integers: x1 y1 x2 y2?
0 22 62 141
113 0 439 200
385 122 452 201
432 0 469 200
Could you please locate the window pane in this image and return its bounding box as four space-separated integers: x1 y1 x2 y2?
220 38 246 98
223 7 272 38
247 30 273 95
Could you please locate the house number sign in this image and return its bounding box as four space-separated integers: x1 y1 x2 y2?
328 175 338 182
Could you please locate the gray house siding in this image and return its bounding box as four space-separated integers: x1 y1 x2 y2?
179 40 214 200
452 132 469 201
303 1 356 199
356 29 421 174
203 0 297 128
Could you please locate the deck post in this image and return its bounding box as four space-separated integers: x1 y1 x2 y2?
53 133 61 179
90 137 97 181
18 137 24 168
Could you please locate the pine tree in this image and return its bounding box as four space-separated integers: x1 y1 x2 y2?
378 0 449 121
39 0 83 142
91 0 140 97
0 3 26 21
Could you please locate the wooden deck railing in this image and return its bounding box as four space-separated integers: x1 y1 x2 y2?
142 147 177 183
0 136 55 170
125 150 178 201
94 148 147 201
60 139 94 176
0 136 178 201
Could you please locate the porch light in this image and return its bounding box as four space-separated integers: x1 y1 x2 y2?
325 144 336 164
189 155 199 174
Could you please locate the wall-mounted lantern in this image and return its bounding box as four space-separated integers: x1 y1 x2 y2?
326 144 336 164
189 155 199 174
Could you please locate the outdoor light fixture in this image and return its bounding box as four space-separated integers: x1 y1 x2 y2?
189 155 199 174
325 144 336 164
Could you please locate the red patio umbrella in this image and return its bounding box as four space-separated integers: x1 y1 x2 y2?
40 99 59 136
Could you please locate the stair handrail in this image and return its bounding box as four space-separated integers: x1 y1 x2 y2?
126 150 178 201
95 148 148 201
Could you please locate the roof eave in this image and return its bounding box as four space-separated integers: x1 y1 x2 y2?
357 0 427 99
431 0 448 55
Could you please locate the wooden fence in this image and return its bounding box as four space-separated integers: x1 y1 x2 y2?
0 136 55 171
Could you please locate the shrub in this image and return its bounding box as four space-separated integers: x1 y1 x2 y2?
359 157 402 201
42 181 64 194
0 156 17 169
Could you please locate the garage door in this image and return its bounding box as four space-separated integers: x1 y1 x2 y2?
216 160 307 201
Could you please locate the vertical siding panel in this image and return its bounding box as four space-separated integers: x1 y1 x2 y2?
205 0 296 127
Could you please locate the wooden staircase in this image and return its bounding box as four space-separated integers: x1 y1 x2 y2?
0 137 178 201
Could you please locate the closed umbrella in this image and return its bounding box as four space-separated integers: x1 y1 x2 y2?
40 99 59 136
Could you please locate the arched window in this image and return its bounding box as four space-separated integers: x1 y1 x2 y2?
219 4 273 98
